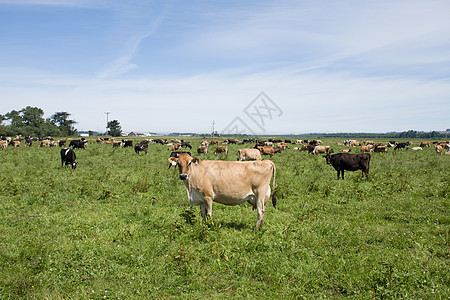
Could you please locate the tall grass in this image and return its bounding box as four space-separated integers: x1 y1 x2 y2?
0 139 448 298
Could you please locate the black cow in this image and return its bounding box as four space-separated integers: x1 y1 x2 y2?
394 142 409 150
135 141 148 154
69 139 87 149
60 148 77 169
122 140 133 147
180 141 192 149
324 153 371 180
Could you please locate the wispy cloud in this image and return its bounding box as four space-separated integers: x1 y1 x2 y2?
96 4 170 78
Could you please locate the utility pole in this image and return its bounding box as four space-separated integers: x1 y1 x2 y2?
105 112 111 135
211 120 215 138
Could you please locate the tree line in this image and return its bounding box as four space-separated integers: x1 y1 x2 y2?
0 106 77 137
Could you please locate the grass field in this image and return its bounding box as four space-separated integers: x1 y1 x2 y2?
0 138 448 299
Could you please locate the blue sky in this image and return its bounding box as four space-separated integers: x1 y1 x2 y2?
1 0 449 134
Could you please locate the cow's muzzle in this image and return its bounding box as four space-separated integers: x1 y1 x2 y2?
179 174 188 180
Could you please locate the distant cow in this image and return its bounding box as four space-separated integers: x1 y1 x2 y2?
238 148 262 161
214 145 228 156
420 141 431 148
69 139 87 149
169 143 182 151
135 141 148 155
373 145 388 153
122 140 133 147
60 148 77 169
324 153 371 180
360 145 373 153
394 143 409 150
181 141 192 149
312 145 331 155
197 145 208 155
257 146 282 159
112 140 123 148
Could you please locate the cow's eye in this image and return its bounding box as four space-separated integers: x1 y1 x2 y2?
188 161 191 166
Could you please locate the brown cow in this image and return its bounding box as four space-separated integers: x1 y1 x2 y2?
373 145 388 153
360 145 373 153
420 141 431 148
168 153 276 230
0 140 7 150
197 145 208 155
113 141 123 148
312 145 331 155
257 146 281 159
238 148 262 161
214 145 228 156
169 143 182 151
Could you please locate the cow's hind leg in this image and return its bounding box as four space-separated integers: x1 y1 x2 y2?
255 187 270 230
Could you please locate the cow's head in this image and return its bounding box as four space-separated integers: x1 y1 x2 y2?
168 153 199 180
71 161 78 169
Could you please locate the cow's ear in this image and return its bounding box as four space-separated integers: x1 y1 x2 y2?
192 157 200 165
168 157 178 168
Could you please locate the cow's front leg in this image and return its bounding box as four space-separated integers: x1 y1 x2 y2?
200 197 213 221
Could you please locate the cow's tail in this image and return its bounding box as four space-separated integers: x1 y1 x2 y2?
271 161 277 209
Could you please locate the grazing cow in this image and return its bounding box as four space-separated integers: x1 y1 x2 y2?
238 148 262 161
340 148 352 153
277 142 290 150
58 140 66 147
388 141 396 148
96 138 104 144
70 139 87 149
210 140 219 145
214 145 228 156
435 144 444 155
360 145 373 153
257 146 282 159
11 140 21 147
40 139 50 147
264 141 274 147
25 136 32 147
420 141 431 148
181 141 192 149
168 153 276 230
324 153 371 180
374 145 388 153
349 141 360 147
394 143 409 150
135 141 148 155
169 143 182 151
60 148 77 169
0 140 7 149
197 145 208 155
312 145 331 155
200 141 209 147
112 140 123 148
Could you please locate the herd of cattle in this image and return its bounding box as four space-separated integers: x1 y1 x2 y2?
2 135 448 229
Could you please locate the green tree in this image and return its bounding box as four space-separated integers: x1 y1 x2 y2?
51 112 77 136
107 120 122 137
21 106 45 128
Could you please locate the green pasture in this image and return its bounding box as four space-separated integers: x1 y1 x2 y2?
0 138 448 299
